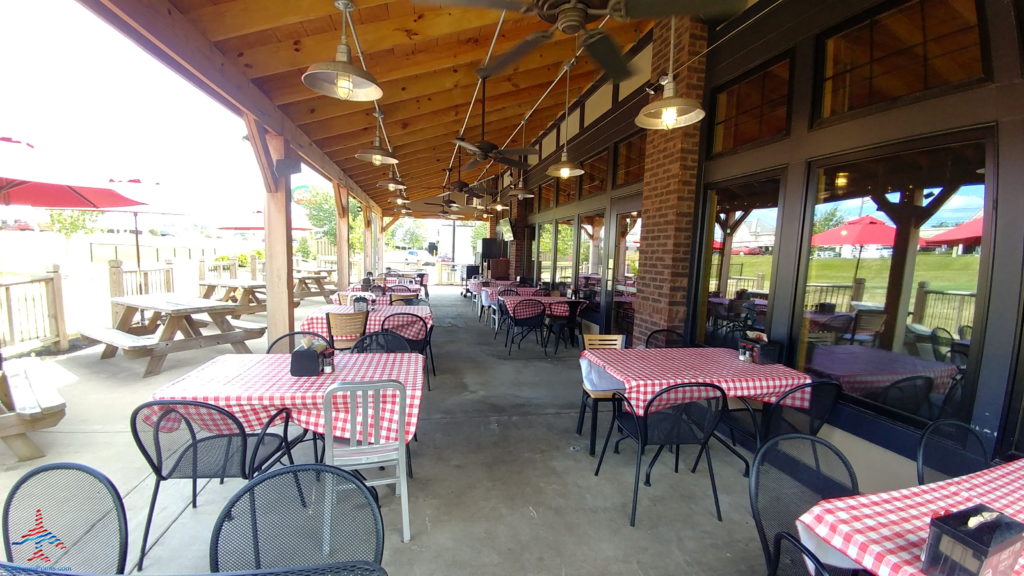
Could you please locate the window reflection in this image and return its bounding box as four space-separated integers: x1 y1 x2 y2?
538 180 555 211
800 140 985 422
612 212 640 345
615 133 646 186
537 222 554 285
557 178 578 205
555 219 575 291
577 213 605 324
699 178 780 348
582 152 609 198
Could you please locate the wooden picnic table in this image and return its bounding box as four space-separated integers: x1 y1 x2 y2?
81 293 266 377
199 278 267 316
293 273 333 303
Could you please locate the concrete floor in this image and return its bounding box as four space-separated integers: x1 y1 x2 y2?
0 286 765 576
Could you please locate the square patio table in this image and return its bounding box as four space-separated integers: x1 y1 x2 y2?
579 347 811 414
299 304 433 340
151 353 424 443
797 458 1024 576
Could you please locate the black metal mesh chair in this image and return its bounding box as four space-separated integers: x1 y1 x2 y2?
506 299 547 356
930 327 967 366
544 300 586 354
750 434 859 576
130 401 289 569
388 284 414 294
368 285 386 298
0 561 390 576
381 313 433 389
721 380 842 450
3 463 127 574
867 375 934 415
917 419 989 485
210 464 384 571
644 329 687 349
266 331 330 354
594 383 727 526
351 330 412 353
958 325 972 341
531 287 549 296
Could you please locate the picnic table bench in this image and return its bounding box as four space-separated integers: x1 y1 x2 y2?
0 364 66 460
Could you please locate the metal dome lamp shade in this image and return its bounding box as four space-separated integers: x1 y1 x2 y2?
356 110 398 166
378 166 406 191
635 17 705 130
302 0 382 101
547 60 585 179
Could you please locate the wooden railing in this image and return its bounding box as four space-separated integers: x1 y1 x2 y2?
198 257 238 282
803 279 866 312
108 259 175 324
0 265 69 355
912 281 976 334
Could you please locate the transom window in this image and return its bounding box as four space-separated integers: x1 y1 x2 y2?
820 0 983 119
713 59 791 154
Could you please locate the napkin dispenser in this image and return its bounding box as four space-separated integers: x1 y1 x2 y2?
738 339 780 364
923 504 1024 576
291 337 327 377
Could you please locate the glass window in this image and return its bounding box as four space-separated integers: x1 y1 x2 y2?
577 213 605 325
555 218 575 286
537 222 554 285
581 152 609 198
698 177 780 347
348 198 364 283
538 180 555 212
713 59 791 154
557 177 578 205
614 133 646 186
612 211 640 344
799 140 986 423
820 0 983 119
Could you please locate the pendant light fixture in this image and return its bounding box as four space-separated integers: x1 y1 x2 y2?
635 16 705 130
547 59 585 180
509 123 535 199
377 166 406 191
302 0 383 101
356 109 398 166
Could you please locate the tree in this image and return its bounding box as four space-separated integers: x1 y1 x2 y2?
470 221 489 247
813 205 846 235
385 219 427 249
48 210 99 238
299 186 337 243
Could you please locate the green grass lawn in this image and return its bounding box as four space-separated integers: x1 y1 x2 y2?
715 252 980 303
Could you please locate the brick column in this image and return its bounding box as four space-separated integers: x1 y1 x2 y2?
634 17 707 345
509 198 527 277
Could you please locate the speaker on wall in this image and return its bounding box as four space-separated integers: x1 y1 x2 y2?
479 238 500 260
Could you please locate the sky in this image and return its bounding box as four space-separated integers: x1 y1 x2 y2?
0 0 285 224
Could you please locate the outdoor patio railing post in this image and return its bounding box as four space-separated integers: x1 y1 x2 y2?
162 259 174 292
45 264 69 352
198 258 207 282
912 281 929 324
109 260 125 326
851 278 866 309
229 257 238 279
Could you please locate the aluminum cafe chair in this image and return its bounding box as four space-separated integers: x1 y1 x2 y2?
575 334 626 456
324 381 411 543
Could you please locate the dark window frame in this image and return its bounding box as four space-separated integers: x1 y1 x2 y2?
812 0 991 127
613 130 647 187
709 52 794 157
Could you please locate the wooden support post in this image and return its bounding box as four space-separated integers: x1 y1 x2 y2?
334 182 350 287
245 112 295 342
755 272 765 290
46 264 69 352
912 281 929 324
851 278 866 309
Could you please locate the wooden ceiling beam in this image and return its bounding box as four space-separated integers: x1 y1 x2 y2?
281 22 644 125
78 0 377 210
234 8 522 79
182 0 393 42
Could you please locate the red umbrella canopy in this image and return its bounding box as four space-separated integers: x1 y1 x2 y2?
0 137 144 209
810 215 896 247
924 217 983 247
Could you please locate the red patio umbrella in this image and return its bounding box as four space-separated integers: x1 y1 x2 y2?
924 217 983 247
810 215 896 247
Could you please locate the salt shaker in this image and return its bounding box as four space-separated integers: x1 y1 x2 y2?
322 353 334 373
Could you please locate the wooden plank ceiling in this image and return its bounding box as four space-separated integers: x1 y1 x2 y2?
165 0 654 220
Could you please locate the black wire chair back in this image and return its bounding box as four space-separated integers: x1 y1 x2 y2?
497 287 519 297
3 463 128 574
762 380 842 442
917 419 989 485
266 331 330 354
351 330 412 353
368 285 386 297
869 375 933 416
750 434 859 576
210 464 384 571
507 299 547 355
388 285 413 294
644 329 687 349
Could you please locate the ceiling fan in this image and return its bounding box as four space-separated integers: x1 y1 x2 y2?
425 196 463 211
436 0 748 82
454 75 538 171
438 207 465 220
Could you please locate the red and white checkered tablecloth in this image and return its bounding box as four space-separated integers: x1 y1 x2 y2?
500 296 573 318
299 305 433 340
806 345 958 396
798 459 1024 576
468 279 518 294
150 353 424 443
482 286 540 300
580 348 811 414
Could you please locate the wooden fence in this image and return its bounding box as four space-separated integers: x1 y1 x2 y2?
0 265 69 355
108 259 175 324
912 281 976 334
804 279 866 312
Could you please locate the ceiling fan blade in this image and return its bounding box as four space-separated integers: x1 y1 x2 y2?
479 29 554 78
499 147 538 157
583 29 633 84
623 0 747 21
463 158 482 170
463 189 484 199
491 155 529 170
452 139 483 155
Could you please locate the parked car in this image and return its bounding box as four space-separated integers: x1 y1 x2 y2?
730 246 765 255
385 249 434 267
1 219 35 231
